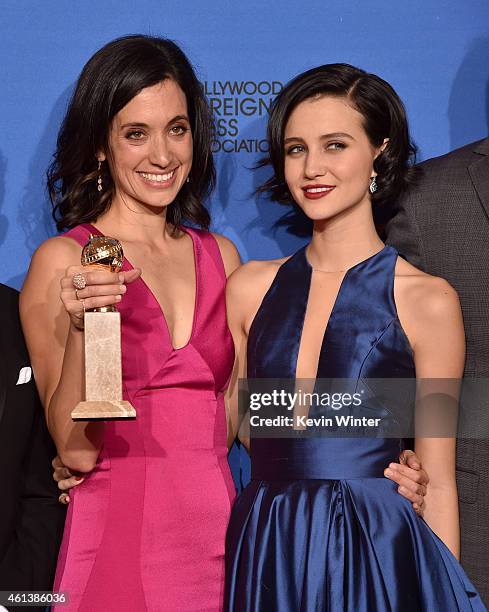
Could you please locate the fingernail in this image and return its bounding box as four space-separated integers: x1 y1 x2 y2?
74 476 84 481
389 463 397 469
384 469 393 477
120 285 127 293
115 295 122 301
398 486 406 493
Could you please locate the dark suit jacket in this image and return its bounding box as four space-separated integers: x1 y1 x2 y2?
0 284 65 610
386 138 489 604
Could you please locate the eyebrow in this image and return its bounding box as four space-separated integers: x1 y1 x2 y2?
284 132 354 144
120 115 190 129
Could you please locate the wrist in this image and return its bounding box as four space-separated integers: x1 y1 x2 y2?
69 320 84 334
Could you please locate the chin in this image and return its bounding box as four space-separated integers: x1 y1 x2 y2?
129 194 173 211
297 203 340 222
298 196 365 223
139 186 182 206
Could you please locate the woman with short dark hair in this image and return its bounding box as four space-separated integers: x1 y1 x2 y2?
261 63 417 208
21 35 241 611
225 64 485 610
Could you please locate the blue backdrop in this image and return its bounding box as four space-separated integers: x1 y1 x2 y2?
1 0 488 483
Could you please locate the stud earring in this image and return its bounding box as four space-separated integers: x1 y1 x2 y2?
186 176 190 183
97 161 103 192
369 176 378 194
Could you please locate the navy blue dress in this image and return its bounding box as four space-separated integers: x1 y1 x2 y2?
225 245 485 611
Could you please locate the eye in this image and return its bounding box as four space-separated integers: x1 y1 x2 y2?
170 124 189 136
326 141 346 151
286 144 305 155
125 130 145 140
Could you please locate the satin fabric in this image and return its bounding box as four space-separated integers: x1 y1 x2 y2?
225 245 485 611
54 224 235 611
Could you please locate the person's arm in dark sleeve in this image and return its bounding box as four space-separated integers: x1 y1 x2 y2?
0 285 66 610
0 399 66 611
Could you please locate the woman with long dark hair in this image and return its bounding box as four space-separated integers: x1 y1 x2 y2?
20 35 240 611
225 64 485 610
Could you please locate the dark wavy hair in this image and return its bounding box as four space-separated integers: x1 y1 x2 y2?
48 35 215 231
259 63 417 209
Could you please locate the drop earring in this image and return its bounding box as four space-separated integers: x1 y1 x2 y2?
97 161 103 192
369 176 378 194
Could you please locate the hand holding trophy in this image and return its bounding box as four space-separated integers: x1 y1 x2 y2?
71 234 136 420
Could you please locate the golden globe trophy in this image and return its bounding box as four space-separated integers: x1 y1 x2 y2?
71 234 136 421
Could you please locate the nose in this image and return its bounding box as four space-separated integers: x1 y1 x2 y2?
304 149 327 179
148 134 171 168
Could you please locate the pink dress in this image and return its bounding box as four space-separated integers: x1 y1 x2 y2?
53 224 236 611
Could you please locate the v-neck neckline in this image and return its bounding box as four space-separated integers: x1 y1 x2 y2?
85 223 199 353
296 244 388 380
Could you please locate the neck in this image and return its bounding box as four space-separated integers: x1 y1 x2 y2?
307 198 384 272
93 192 176 245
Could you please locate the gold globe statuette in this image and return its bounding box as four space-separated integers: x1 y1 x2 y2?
71 234 136 421
81 235 124 312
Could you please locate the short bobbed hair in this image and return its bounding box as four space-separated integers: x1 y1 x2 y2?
260 63 417 208
49 35 215 231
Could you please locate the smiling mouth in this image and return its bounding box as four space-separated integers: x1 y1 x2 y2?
303 186 335 193
302 185 336 199
137 169 176 183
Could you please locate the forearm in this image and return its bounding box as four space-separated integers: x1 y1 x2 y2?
416 437 460 559
422 480 460 559
48 324 104 473
20 241 133 473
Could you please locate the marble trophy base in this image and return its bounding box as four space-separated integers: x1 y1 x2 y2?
71 311 136 421
72 400 135 421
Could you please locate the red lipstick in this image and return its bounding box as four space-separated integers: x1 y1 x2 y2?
301 184 336 200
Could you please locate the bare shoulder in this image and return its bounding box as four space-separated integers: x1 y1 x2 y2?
394 257 465 375
394 257 463 356
226 257 288 332
21 235 81 308
395 257 460 317
227 257 286 297
210 232 241 277
28 234 82 272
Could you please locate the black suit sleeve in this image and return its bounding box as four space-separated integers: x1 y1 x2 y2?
385 189 427 271
0 408 66 593
0 284 65 610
